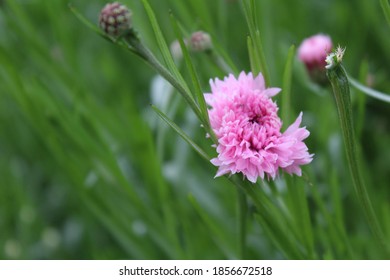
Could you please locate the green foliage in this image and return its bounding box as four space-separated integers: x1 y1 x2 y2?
242 0 271 85
380 0 390 27
0 0 389 260
281 45 296 127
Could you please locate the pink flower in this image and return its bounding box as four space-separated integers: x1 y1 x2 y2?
298 34 333 71
205 72 313 183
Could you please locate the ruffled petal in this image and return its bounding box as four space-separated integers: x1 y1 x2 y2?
207 72 313 183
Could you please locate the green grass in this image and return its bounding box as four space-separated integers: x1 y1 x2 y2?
0 0 389 259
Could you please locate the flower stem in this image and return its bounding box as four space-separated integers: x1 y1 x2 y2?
236 188 247 259
326 63 388 251
208 50 235 74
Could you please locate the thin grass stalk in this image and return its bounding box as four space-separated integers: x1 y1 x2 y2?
241 0 271 85
281 45 295 127
236 188 248 259
380 0 390 27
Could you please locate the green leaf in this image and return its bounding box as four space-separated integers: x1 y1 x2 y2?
236 188 248 259
140 0 208 125
305 171 356 258
247 36 260 76
230 177 306 259
242 0 271 85
281 45 296 127
209 43 238 75
151 105 210 161
188 194 235 259
253 30 271 85
349 77 390 103
380 0 390 27
69 4 101 35
355 60 369 139
68 4 118 45
253 213 304 259
285 176 315 259
141 0 188 89
169 14 209 126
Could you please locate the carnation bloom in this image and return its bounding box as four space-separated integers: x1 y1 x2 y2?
298 34 333 71
205 72 313 183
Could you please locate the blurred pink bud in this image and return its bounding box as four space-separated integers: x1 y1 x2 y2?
99 2 132 37
189 31 212 52
298 34 333 71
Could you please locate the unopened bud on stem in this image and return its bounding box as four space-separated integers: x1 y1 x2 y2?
298 34 332 84
99 2 132 37
325 45 346 70
189 31 212 52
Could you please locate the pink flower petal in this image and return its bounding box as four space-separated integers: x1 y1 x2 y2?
207 72 313 182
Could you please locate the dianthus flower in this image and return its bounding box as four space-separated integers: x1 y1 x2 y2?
205 72 313 183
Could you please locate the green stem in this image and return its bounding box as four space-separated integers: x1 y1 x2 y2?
236 188 247 259
326 63 388 251
208 50 235 74
229 176 305 259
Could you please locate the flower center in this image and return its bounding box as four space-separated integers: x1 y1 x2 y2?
235 97 282 151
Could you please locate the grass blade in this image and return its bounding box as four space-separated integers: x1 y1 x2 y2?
380 0 390 27
285 176 315 258
169 14 210 127
141 0 188 88
151 105 210 161
247 36 260 76
349 77 390 103
68 4 118 45
188 194 235 259
241 0 271 85
281 45 296 127
230 177 306 259
236 188 248 259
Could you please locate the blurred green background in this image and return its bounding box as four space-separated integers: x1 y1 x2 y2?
0 0 389 259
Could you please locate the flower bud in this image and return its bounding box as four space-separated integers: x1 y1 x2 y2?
99 2 132 37
325 46 345 70
189 31 212 52
298 34 332 84
298 34 332 70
